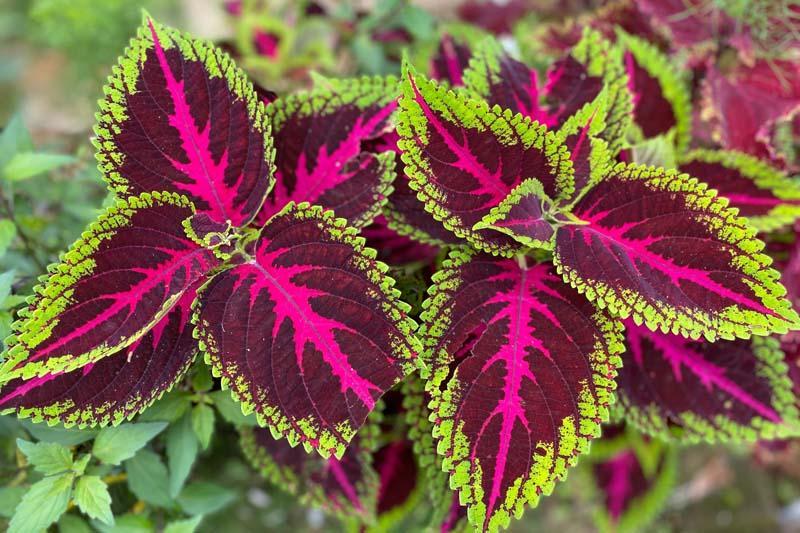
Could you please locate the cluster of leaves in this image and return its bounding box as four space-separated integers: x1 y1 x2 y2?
2 2 800 532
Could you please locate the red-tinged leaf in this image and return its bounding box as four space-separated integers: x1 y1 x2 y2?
0 284 200 427
473 179 556 250
618 321 799 441
254 77 397 228
554 163 800 341
397 65 573 256
430 34 473 87
94 18 274 228
590 443 677 532
619 32 691 152
556 98 611 201
680 150 800 233
370 438 422 529
420 250 623 531
702 60 800 161
541 55 604 128
194 203 421 458
361 217 440 266
457 1 527 35
637 0 736 48
1 192 217 383
240 426 378 520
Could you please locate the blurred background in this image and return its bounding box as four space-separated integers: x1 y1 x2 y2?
1 0 800 531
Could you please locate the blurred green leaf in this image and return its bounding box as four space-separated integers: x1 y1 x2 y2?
177 482 236 516
167 413 199 498
58 513 93 533
73 476 113 526
164 515 203 533
210 391 258 427
21 420 97 447
191 404 214 450
16 439 73 475
8 472 73 533
93 422 167 465
0 220 15 258
125 449 172 507
138 390 192 423
2 152 74 182
0 486 26 517
92 513 152 533
0 270 14 305
0 113 33 170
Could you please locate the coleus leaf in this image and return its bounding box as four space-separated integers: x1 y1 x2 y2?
569 28 633 157
430 33 473 87
472 178 556 250
240 425 378 521
420 250 623 531
618 31 691 153
617 322 799 441
194 202 421 458
679 150 800 233
1 192 217 382
553 162 800 340
590 440 677 533
556 97 611 201
0 284 199 427
541 55 604 128
397 64 573 257
254 76 397 228
94 17 275 228
368 438 422 530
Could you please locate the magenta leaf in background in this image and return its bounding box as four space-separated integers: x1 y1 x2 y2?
195 203 420 458
430 33 473 86
94 18 275 228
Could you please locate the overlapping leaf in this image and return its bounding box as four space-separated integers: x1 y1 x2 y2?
679 150 800 233
94 18 275 228
553 163 800 340
430 33 473 86
194 202 421 458
0 284 199 427
240 426 377 520
1 192 217 382
420 250 623 531
254 76 397 228
617 322 798 441
397 64 573 256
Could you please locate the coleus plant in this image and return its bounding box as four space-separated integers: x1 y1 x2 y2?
3 13 800 533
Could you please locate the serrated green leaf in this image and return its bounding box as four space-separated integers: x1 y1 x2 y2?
21 420 97 446
0 486 26 517
210 390 258 426
190 364 213 393
177 482 236 516
164 515 203 533
125 449 172 507
93 422 168 465
8 473 73 533
73 476 113 526
16 439 73 475
167 413 199 498
2 152 75 182
191 404 214 450
0 220 15 257
631 133 676 168
137 390 192 423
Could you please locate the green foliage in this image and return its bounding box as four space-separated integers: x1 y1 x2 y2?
93 423 168 465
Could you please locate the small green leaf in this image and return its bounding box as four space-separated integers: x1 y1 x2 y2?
190 364 213 392
3 152 75 182
125 449 172 507
58 513 93 533
177 482 236 516
0 270 14 305
73 476 113 526
164 516 203 533
72 454 91 476
0 113 33 169
0 220 15 257
191 404 215 450
0 486 26 517
138 390 192 423
8 473 73 533
92 422 167 465
16 439 73 475
210 391 258 427
22 420 97 446
92 513 152 533
167 413 199 498
631 133 676 168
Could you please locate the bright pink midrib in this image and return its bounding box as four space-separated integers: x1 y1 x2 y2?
408 74 510 202
148 21 230 223
376 443 403 504
442 38 464 86
248 251 379 410
327 459 364 512
273 104 395 208
570 113 595 164
27 245 205 364
629 325 780 421
574 200 773 315
718 193 789 207
605 452 636 520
